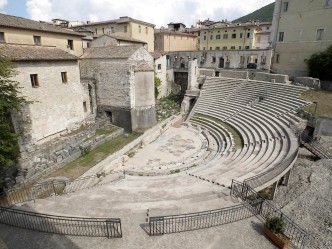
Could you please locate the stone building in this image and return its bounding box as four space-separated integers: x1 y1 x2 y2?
0 13 84 56
80 45 156 132
271 0 332 78
0 44 95 179
154 23 198 52
75 16 155 52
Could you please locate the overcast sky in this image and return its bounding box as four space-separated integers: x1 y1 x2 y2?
1 0 274 27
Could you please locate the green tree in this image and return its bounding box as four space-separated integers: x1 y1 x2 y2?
0 54 29 188
308 45 332 80
154 75 161 99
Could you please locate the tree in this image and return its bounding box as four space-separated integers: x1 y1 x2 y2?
154 75 161 99
308 45 332 80
0 53 29 188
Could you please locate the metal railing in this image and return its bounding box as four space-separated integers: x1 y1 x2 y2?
0 206 122 238
243 148 299 190
231 180 309 249
149 201 259 236
0 170 125 207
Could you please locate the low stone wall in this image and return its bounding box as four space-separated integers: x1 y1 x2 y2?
19 123 124 184
253 72 289 84
216 69 248 79
314 117 332 137
82 115 183 176
294 77 320 89
199 68 214 77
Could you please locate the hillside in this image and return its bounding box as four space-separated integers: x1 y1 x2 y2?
232 2 275 23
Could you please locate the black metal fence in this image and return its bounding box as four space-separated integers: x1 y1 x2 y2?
0 170 125 207
149 201 259 236
0 206 122 238
231 180 309 249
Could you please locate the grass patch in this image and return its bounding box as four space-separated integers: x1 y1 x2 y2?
96 126 118 136
46 132 142 180
300 89 332 117
194 113 244 149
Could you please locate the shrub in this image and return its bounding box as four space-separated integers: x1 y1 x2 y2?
265 216 285 234
308 45 332 80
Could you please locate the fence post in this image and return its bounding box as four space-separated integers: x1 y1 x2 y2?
259 199 264 215
52 182 56 196
230 180 234 196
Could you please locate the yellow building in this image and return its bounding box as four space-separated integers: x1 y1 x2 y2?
271 0 332 78
199 22 271 51
154 30 197 52
0 13 84 57
75 16 155 52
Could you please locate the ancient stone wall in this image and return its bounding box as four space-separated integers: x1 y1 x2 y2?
216 69 248 79
294 77 320 89
314 117 332 137
253 72 290 83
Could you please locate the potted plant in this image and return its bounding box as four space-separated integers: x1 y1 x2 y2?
264 216 290 249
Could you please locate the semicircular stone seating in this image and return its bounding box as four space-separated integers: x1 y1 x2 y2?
187 76 311 188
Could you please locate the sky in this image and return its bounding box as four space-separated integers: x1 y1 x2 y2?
0 0 274 27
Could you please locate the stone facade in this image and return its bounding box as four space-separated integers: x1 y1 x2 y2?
80 46 156 132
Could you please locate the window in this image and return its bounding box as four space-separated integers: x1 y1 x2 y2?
203 47 206 50
146 27 148 34
83 101 87 112
95 28 97 34
111 27 114 33
231 46 235 49
209 47 212 50
216 35 220 39
222 46 227 50
231 34 236 39
239 46 242 49
216 47 220 50
0 32 5 43
124 26 127 33
67 39 74 50
283 1 289 12
247 33 250 38
30 74 39 87
210 35 213 40
203 35 206 40
61 72 68 83
33 36 41 45
316 29 324 40
266 26 270 30
245 46 250 49
212 56 216 63
240 33 243 38
276 54 280 63
324 0 330 6
157 64 161 70
223 34 228 39
278 32 284 42
139 26 141 33
102 28 105 34
240 56 245 64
